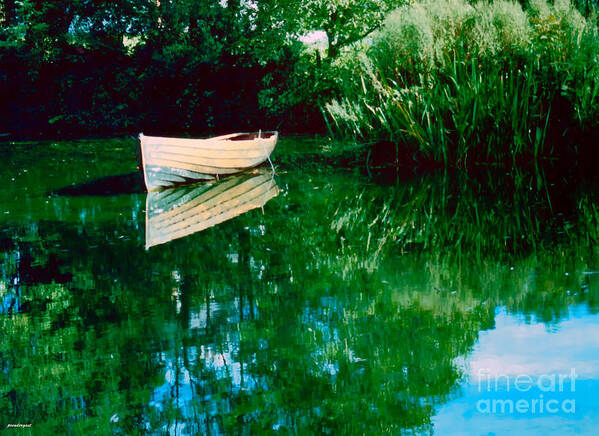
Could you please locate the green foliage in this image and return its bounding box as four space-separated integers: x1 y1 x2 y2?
325 0 599 167
299 0 403 58
0 0 411 139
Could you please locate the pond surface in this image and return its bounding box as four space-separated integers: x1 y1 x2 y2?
1 137 598 435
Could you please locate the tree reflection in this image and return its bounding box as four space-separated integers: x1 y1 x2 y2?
0 158 597 433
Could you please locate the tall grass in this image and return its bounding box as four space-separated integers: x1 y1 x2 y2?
325 0 599 167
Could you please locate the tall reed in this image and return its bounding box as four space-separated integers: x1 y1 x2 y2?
325 0 599 167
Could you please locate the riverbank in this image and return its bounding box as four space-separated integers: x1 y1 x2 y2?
4 0 599 172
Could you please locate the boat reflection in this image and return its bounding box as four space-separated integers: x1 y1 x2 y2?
145 169 279 248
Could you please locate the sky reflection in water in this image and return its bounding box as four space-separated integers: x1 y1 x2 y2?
434 305 599 435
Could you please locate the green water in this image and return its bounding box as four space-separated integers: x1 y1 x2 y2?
1 138 598 435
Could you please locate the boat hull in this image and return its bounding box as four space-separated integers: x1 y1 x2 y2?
139 131 278 191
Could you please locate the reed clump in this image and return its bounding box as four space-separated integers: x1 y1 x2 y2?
325 0 599 167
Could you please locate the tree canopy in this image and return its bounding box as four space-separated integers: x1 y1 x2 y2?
0 0 406 139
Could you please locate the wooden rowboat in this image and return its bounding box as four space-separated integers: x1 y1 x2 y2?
139 131 278 191
145 169 279 248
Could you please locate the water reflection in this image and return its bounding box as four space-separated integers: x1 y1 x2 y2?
432 306 599 435
0 138 598 434
146 170 279 248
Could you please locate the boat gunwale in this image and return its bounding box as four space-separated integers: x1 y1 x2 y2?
141 131 278 143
